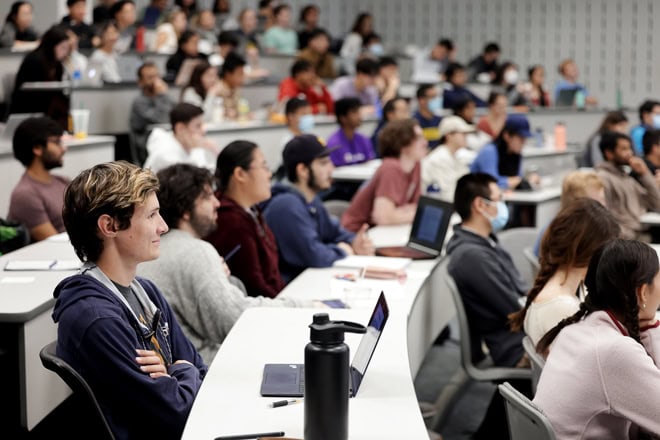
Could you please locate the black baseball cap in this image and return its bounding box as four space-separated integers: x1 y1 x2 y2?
282 135 338 172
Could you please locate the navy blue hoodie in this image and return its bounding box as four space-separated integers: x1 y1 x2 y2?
52 273 207 440
263 184 356 282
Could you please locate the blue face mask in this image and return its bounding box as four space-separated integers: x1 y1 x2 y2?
653 114 660 129
369 43 384 56
298 114 315 133
485 200 509 232
428 96 443 113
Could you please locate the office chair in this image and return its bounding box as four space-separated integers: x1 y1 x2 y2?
498 382 556 440
39 341 115 440
497 227 539 288
323 199 351 219
522 336 546 395
523 246 540 276
430 259 531 432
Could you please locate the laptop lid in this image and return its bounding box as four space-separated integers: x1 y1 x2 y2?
556 88 578 107
1 113 43 140
406 196 454 256
348 291 389 397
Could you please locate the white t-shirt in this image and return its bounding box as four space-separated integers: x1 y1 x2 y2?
90 49 121 83
421 145 470 200
524 294 581 346
144 127 216 173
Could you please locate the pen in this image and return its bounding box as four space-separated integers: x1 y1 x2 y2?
48 260 57 269
214 431 285 440
271 398 302 408
224 244 242 261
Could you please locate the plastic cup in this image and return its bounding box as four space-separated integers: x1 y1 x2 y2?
71 109 90 139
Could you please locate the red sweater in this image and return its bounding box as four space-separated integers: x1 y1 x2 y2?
278 77 335 114
205 195 285 298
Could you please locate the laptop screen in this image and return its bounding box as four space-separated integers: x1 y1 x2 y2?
408 196 454 254
349 291 389 396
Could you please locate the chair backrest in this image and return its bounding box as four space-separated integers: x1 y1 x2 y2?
323 199 351 219
498 382 556 440
523 247 540 277
440 259 531 382
39 341 116 440
522 336 546 395
498 227 539 288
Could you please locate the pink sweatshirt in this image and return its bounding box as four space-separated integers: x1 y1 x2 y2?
533 311 660 439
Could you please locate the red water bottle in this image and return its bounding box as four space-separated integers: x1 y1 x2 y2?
136 26 145 53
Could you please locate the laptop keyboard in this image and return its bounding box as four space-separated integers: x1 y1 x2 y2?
298 366 305 394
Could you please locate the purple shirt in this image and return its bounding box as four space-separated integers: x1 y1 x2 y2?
8 172 69 231
326 129 375 166
329 76 380 107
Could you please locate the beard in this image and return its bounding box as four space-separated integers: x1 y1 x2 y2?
42 151 63 170
190 212 217 239
306 166 329 192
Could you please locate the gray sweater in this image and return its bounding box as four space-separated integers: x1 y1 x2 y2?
137 229 309 363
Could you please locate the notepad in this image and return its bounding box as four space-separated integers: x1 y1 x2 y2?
4 260 81 271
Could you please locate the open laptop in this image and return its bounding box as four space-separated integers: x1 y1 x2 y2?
556 88 578 107
260 291 389 398
1 113 43 140
376 196 453 259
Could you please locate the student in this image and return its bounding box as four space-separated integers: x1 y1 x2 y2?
138 164 310 363
341 119 426 232
206 141 285 297
413 84 443 149
216 51 247 120
129 62 175 164
175 0 197 18
519 64 551 108
491 61 525 106
533 239 660 439
411 38 455 83
281 97 314 148
140 0 167 28
93 0 116 25
553 58 598 106
596 132 660 239
630 99 660 155
476 91 508 138
110 0 137 53
467 42 501 82
509 199 620 346
165 30 207 82
371 97 410 153
264 135 375 282
446 172 528 367
643 129 660 177
262 4 298 55
297 28 336 79
421 116 474 200
278 59 334 115
90 21 122 83
8 117 67 242
330 58 381 113
453 97 491 152
581 110 629 168
442 62 487 110
231 8 260 54
297 4 320 49
53 161 207 440
144 103 218 172
193 10 218 55
470 114 537 190
533 170 608 257
60 0 95 48
181 62 221 121
375 56 400 104
339 12 372 75
10 25 70 130
151 8 187 54
326 97 375 167
0 1 37 48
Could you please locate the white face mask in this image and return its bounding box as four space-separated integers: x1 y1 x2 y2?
504 69 519 85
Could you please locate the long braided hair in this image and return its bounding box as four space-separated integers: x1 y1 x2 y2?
509 199 620 331
536 239 658 354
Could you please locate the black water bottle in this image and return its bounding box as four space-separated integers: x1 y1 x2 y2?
304 313 366 440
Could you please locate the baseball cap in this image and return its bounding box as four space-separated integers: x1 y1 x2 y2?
282 135 337 172
438 116 475 138
504 114 533 138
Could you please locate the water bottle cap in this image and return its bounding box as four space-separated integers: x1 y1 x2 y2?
309 313 366 344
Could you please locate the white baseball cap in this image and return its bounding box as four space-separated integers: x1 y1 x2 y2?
438 116 475 138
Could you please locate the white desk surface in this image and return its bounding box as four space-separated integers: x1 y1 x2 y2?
182 307 428 440
0 235 78 322
641 212 660 226
368 224 411 247
333 159 382 182
503 186 562 204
